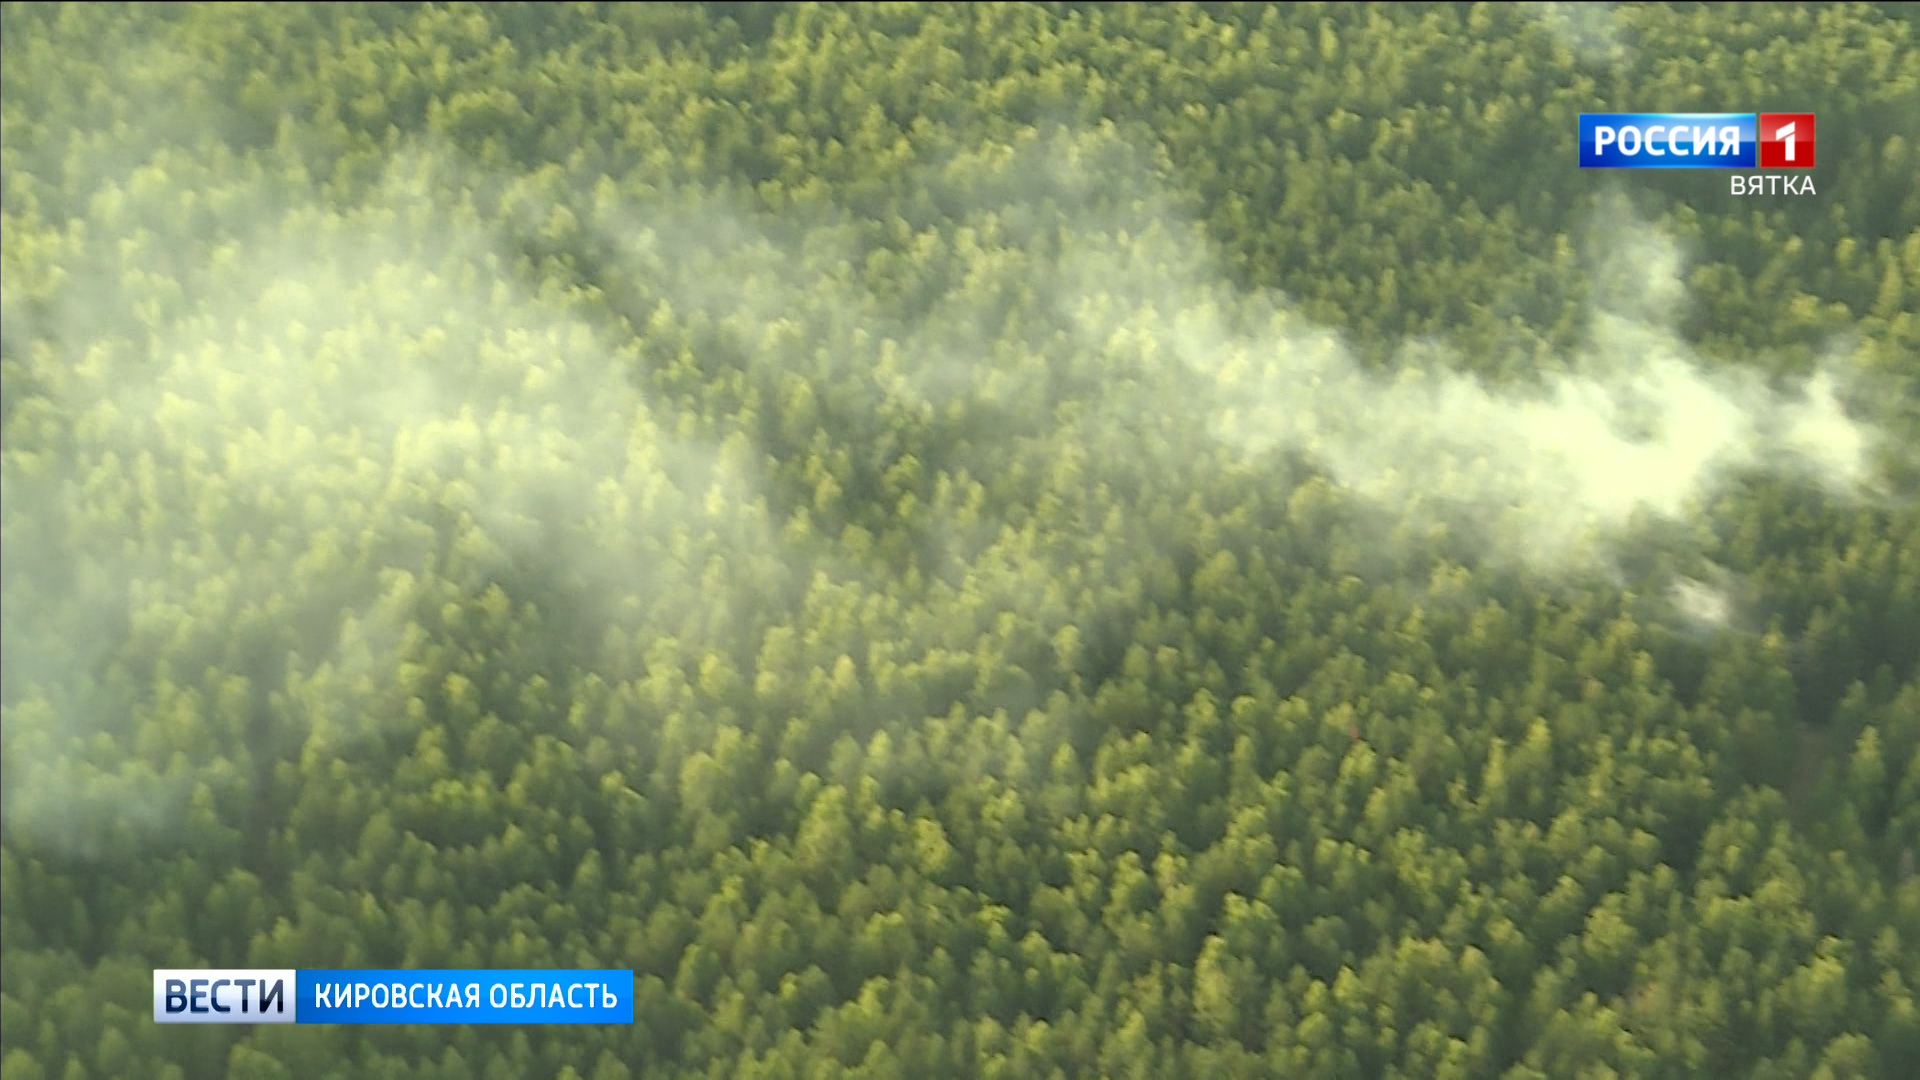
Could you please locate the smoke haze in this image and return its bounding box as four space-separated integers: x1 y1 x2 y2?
1 124 1890 858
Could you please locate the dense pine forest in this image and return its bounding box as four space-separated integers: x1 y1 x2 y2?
3 2 1918 1077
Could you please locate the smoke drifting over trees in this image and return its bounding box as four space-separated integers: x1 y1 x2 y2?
3 3 1917 1078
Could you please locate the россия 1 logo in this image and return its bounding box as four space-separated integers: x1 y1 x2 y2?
1579 113 1815 194
1580 113 1757 167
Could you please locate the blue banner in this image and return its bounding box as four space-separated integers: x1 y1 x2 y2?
1579 113 1756 168
296 969 633 1024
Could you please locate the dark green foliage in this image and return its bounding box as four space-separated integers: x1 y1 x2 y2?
3 2 1917 1077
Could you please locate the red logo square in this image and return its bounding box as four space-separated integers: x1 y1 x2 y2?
1758 113 1815 168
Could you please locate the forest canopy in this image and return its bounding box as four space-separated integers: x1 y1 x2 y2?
2 2 1917 1078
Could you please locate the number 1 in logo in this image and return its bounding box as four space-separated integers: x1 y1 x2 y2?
1759 113 1816 168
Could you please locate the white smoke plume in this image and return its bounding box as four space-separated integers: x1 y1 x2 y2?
1525 1 1633 66
1019 148 1883 576
3 119 1892 862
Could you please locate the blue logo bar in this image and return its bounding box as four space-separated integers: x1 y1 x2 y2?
1579 113 1756 168
297 970 634 1024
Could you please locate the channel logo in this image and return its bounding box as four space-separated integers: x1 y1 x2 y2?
1579 113 1815 168
154 969 635 1024
1757 112 1815 167
154 969 297 1024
